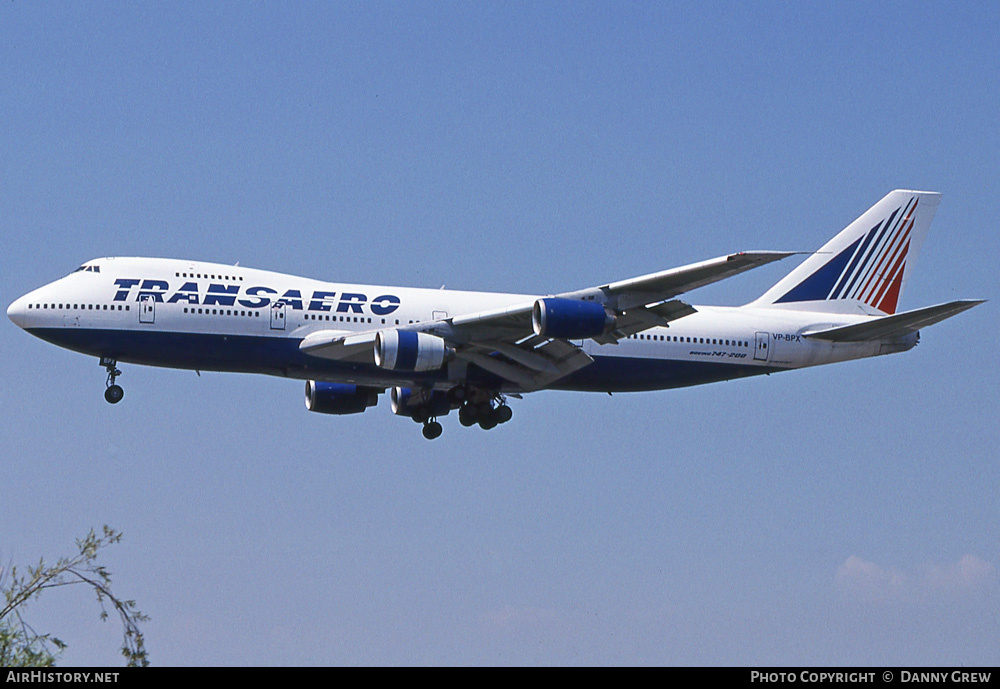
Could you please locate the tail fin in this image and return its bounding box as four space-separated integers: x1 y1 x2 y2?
752 190 941 314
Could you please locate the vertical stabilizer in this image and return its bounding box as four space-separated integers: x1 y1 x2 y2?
752 190 941 314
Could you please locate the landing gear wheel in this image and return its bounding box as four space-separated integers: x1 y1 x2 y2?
422 420 443 440
458 404 478 427
101 357 124 404
104 385 124 404
496 404 513 424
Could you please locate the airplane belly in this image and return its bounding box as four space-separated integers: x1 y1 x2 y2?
554 354 782 392
23 327 462 388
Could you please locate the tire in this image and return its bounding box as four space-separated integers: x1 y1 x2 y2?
458 405 477 427
422 421 443 440
105 385 124 404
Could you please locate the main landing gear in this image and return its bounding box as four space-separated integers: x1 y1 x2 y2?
416 399 512 440
101 357 124 404
408 387 514 440
457 395 513 431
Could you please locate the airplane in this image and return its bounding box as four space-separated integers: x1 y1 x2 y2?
7 189 983 439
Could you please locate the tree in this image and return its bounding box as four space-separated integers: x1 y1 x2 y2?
0 526 149 667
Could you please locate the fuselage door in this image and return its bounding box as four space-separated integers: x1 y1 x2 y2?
270 301 286 330
754 331 770 362
139 295 155 324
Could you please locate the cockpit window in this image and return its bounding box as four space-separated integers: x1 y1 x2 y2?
73 265 101 273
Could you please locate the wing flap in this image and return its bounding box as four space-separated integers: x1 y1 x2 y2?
460 337 594 391
594 299 697 344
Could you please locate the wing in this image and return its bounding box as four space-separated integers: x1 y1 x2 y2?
447 250 792 343
301 251 793 390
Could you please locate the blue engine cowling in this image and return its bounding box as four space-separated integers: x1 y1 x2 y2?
374 330 453 372
390 387 452 418
532 298 613 339
305 381 380 415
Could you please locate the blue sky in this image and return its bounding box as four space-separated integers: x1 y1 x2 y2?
2 2 997 666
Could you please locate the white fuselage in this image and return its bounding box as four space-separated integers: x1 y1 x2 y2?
7 257 912 394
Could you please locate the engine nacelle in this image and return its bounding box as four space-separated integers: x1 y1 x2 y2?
532 298 613 339
374 330 453 372
390 387 452 418
305 381 379 415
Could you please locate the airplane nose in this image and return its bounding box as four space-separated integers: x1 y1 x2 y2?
7 295 28 329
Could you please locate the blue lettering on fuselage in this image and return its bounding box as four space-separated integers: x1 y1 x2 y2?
113 278 141 301
239 286 276 308
308 291 337 312
137 279 169 302
371 295 401 316
280 289 304 310
336 293 366 314
167 282 200 304
109 279 401 316
203 284 240 306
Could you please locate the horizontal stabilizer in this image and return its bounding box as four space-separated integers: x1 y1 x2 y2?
804 300 984 342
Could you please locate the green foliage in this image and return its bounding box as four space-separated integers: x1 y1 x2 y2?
0 526 149 667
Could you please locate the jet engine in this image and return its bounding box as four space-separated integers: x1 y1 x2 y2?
532 298 614 339
304 381 379 415
374 330 453 372
390 387 452 420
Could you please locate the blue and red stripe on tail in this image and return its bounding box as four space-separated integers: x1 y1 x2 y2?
752 190 940 315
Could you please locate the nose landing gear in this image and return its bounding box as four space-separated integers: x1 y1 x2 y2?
101 357 124 404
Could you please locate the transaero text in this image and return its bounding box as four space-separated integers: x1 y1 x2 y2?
112 279 402 315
